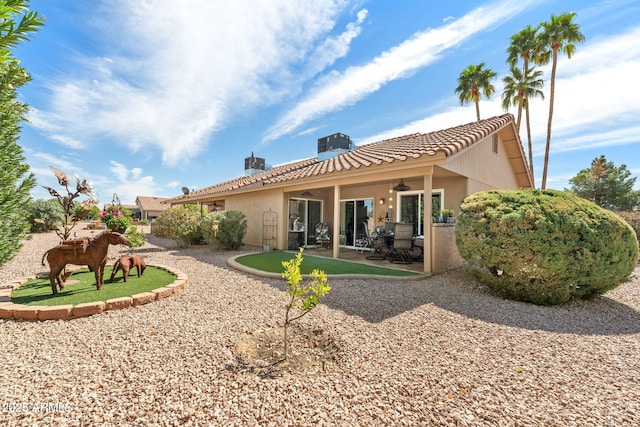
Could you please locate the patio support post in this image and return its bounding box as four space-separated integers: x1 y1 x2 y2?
332 184 340 259
423 169 433 274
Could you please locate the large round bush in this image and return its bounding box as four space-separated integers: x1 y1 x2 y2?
455 189 638 305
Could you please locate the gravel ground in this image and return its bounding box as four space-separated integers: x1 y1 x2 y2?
1 227 640 426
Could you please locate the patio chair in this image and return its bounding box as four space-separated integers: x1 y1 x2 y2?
315 223 331 249
363 223 387 260
354 235 368 253
390 222 413 264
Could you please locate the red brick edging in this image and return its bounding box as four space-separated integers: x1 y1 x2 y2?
0 264 188 321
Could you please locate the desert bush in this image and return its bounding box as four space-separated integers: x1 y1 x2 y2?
81 205 101 221
125 225 147 252
455 189 638 305
27 198 64 233
152 205 203 248
201 210 247 250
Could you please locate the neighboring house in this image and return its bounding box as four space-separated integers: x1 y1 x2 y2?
167 114 533 274
135 196 170 221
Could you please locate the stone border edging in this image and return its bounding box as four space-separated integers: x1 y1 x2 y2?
0 264 188 321
227 252 429 281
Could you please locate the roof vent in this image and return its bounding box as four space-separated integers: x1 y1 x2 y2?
244 152 266 176
317 133 353 161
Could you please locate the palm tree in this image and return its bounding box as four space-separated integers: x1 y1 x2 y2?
506 25 546 185
455 62 497 121
501 65 544 179
537 12 585 189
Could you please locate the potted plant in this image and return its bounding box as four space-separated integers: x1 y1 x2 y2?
100 208 132 233
440 209 455 223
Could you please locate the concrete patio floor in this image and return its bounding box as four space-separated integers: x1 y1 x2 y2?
299 246 426 274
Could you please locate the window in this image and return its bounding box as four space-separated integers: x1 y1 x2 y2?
398 190 443 236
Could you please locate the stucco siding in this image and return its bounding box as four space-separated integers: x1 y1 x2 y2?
443 132 520 190
224 188 284 248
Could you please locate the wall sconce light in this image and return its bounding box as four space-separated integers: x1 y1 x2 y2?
379 198 385 205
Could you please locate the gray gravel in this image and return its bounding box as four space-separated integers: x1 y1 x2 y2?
1 227 640 426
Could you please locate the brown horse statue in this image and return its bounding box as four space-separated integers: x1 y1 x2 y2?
109 254 146 283
42 231 131 295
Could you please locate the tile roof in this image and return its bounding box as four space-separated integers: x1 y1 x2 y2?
266 114 514 184
176 158 317 201
135 196 171 211
169 114 518 202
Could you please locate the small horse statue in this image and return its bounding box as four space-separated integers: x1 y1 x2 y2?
42 231 131 295
109 254 146 283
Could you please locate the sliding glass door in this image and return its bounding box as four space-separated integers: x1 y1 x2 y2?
340 199 373 247
288 199 323 249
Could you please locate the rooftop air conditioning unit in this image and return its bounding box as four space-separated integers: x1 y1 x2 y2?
244 152 266 176
317 133 353 161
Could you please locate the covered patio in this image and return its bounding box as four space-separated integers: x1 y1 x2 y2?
167 114 532 276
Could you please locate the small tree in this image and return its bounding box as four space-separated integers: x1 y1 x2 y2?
568 155 640 211
124 225 147 253
281 249 330 360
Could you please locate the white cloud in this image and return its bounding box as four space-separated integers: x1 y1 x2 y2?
106 161 162 205
304 8 368 79
28 0 362 167
263 0 538 141
373 25 640 156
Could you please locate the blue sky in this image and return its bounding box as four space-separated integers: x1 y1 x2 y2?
15 0 640 205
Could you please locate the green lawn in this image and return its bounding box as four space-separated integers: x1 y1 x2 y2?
236 251 419 277
11 266 176 306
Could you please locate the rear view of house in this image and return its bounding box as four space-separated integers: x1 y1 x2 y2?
167 114 532 274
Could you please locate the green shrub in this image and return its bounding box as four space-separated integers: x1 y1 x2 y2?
83 205 101 221
152 205 203 248
124 225 147 251
28 198 64 233
455 189 639 305
201 210 247 250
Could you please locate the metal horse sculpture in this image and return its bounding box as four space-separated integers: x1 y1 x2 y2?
42 231 131 295
109 254 146 283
